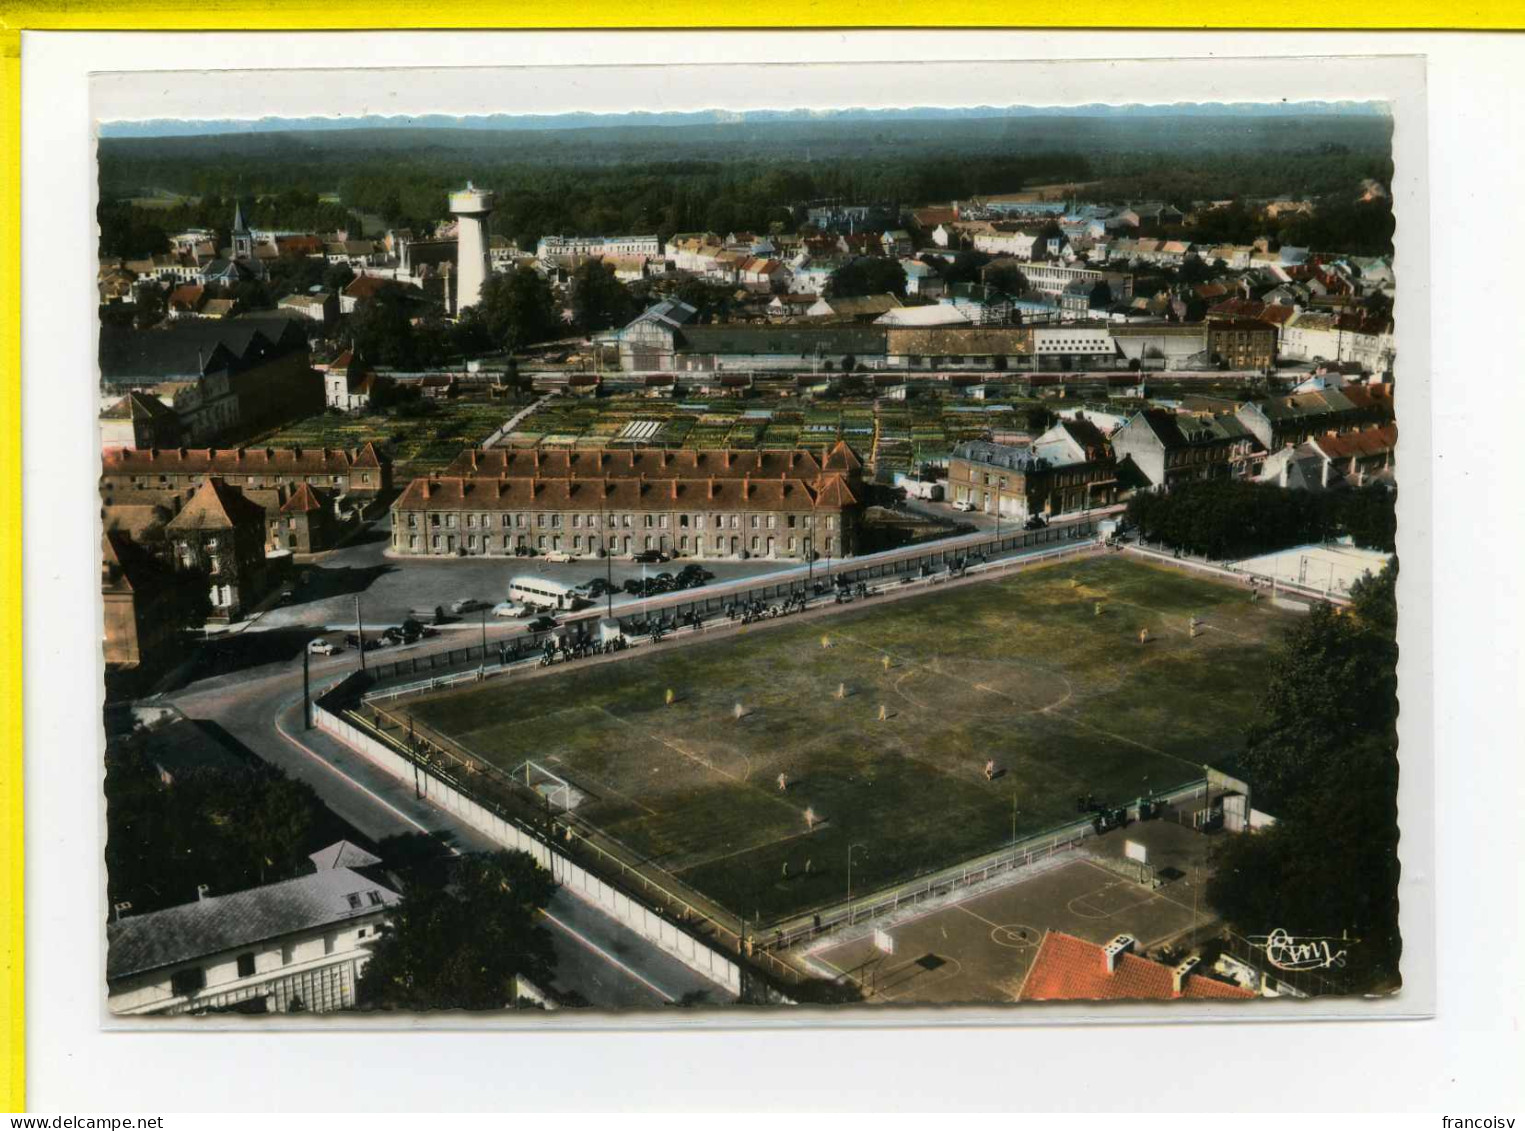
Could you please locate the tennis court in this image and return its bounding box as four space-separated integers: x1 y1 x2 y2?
802 820 1218 1004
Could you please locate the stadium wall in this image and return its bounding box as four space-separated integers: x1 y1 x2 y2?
311 697 743 998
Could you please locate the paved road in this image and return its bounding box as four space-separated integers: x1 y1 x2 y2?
161 662 734 1010
252 517 789 632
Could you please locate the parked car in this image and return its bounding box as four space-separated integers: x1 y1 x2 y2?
307 638 340 656
450 598 487 615
1024 515 1047 530
493 601 529 619
527 615 558 633
952 501 975 513
632 549 666 563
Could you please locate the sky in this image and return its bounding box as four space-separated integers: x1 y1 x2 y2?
99 101 1389 139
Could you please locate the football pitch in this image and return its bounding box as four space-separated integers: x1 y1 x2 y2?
402 555 1296 924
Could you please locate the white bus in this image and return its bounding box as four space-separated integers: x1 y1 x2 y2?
508 575 585 612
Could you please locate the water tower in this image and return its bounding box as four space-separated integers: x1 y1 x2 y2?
448 183 495 314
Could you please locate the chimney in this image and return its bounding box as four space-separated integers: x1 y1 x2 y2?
1102 934 1135 975
1171 955 1201 997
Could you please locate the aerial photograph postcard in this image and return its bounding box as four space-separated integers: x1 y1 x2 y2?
95 92 1402 1015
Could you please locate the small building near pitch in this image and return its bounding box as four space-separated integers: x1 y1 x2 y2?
107 855 397 1016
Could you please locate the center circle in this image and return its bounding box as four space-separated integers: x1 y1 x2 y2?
989 923 1042 950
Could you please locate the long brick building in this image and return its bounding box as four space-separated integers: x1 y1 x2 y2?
389 442 865 561
100 444 391 554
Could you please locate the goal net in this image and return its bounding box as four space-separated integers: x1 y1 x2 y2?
512 760 583 811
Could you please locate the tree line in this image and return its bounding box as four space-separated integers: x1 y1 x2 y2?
1208 561 1401 992
1125 480 1397 560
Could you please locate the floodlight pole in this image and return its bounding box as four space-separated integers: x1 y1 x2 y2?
605 540 614 619
355 595 366 672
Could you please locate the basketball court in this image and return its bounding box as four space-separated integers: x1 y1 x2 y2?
801 820 1218 1004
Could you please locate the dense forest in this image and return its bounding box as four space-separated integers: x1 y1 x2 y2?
98 112 1394 255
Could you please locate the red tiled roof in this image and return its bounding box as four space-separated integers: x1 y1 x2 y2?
1018 932 1255 1003
1311 422 1397 459
343 275 395 300
165 478 266 532
280 482 327 513
441 446 860 483
102 443 385 477
1208 299 1296 327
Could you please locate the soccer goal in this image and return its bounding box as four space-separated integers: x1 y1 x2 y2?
512 760 580 811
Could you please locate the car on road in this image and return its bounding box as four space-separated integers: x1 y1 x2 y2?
493 601 529 618
543 551 574 563
1024 515 1048 530
526 615 558 633
450 598 488 615
582 577 615 599
632 549 666 563
306 638 340 656
952 501 976 513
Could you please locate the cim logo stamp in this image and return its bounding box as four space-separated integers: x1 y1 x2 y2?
1249 929 1356 972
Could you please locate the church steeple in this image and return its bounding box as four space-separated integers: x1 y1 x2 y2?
232 199 253 261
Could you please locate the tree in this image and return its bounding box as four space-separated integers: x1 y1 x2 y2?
477 266 560 353
1235 601 1397 810
570 260 639 333
350 284 424 369
132 281 169 330
323 262 356 292
984 263 1029 297
104 739 331 918
824 257 907 299
942 250 992 286
1207 563 1400 991
670 278 735 323
358 851 559 1011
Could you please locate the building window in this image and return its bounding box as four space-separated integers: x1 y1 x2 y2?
572 514 582 528
409 535 419 549
644 515 654 528
236 953 256 978
680 515 690 528
445 514 457 528
170 967 205 997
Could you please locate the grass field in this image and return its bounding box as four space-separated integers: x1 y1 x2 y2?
402 555 1294 924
